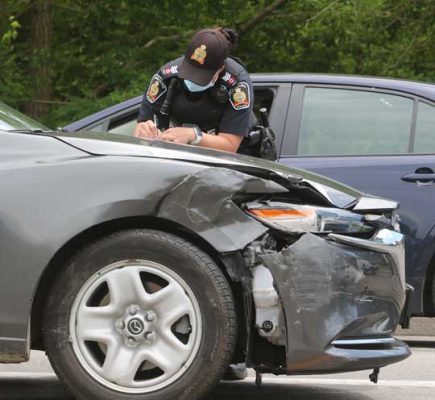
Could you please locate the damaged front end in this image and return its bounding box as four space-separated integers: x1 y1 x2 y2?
242 196 411 373
157 166 411 375
245 228 409 373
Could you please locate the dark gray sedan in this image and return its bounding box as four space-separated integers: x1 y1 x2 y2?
1 105 410 400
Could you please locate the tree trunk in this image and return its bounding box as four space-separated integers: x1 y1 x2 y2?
26 0 52 119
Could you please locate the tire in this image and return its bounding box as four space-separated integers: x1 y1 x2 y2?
42 229 237 400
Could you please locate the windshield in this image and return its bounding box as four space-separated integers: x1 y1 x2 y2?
0 102 50 131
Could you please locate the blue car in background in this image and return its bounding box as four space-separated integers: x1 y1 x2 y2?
65 74 435 318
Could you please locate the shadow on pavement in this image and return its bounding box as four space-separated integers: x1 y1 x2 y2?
0 377 372 400
405 339 435 348
0 376 73 400
207 381 372 400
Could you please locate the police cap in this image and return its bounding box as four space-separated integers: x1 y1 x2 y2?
178 28 232 86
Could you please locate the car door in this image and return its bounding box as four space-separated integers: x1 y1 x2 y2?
279 84 435 316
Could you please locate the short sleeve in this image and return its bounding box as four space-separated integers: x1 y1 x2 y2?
218 79 255 136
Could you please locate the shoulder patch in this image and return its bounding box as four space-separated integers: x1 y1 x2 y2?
229 82 250 110
146 74 167 103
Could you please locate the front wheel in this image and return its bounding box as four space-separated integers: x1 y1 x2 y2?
43 230 237 400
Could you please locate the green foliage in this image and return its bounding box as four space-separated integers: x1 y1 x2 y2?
0 13 28 104
2 16 21 47
0 0 434 127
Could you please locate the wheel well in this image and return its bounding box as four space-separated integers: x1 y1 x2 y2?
30 216 247 351
423 253 435 316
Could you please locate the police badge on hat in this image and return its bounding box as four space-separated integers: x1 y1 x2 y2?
191 45 207 65
229 82 250 110
146 74 167 103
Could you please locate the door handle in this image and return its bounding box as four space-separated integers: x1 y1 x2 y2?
401 173 435 184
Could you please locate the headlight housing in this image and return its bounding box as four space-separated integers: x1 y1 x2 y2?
246 201 375 235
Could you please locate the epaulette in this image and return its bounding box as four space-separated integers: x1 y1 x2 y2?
228 55 248 71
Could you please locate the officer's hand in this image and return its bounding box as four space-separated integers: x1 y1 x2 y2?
134 120 160 139
160 127 196 144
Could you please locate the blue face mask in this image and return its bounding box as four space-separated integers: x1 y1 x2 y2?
184 79 214 92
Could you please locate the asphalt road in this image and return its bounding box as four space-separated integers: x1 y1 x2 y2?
1 340 434 400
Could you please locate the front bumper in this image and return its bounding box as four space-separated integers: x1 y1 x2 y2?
318 337 410 373
260 229 411 373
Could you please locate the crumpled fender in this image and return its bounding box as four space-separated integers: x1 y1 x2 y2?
158 168 288 253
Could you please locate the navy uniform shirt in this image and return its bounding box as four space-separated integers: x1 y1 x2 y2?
138 57 255 137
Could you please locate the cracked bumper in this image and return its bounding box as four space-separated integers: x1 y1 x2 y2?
260 229 411 373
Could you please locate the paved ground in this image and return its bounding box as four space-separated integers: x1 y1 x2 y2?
395 317 435 337
0 318 433 400
1 343 434 400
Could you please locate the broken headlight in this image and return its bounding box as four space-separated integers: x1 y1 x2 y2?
246 201 375 234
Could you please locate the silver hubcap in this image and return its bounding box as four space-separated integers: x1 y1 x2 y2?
69 260 202 393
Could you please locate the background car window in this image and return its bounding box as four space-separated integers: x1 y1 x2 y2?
297 88 413 156
253 88 275 119
108 110 140 136
108 119 137 136
88 123 105 132
413 102 435 153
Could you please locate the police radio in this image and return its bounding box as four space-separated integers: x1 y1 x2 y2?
159 78 179 130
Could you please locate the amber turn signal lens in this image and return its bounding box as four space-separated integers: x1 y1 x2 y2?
248 208 315 219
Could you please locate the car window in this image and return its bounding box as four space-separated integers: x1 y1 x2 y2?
253 88 275 119
108 110 140 136
88 123 105 132
0 102 50 131
296 87 414 156
109 119 137 136
414 102 435 153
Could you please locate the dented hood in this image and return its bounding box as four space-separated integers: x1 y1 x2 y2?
54 131 397 210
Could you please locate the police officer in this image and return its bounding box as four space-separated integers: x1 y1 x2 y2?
134 27 255 153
